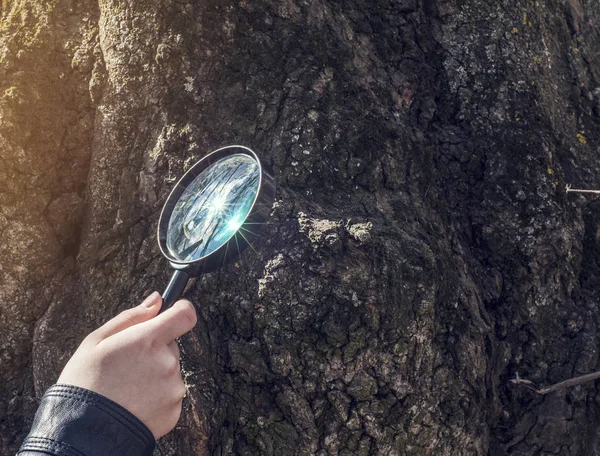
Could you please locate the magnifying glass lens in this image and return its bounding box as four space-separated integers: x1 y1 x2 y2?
166 153 260 262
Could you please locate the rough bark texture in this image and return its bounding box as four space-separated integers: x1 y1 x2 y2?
2 0 600 454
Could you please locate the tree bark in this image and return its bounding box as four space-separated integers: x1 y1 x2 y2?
2 0 600 455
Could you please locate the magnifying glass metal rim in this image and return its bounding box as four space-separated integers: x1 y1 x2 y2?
157 144 275 268
156 144 275 313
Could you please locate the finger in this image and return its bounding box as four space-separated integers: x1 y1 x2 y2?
90 292 162 342
167 374 187 404
163 346 181 378
167 342 181 378
168 340 180 360
141 299 197 345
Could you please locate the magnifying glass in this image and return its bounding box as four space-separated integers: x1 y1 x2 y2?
157 145 276 313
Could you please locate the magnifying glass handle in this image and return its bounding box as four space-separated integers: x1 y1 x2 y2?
160 270 190 313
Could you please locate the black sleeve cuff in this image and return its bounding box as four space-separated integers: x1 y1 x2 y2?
18 384 156 456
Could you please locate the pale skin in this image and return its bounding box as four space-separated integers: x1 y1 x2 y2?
57 291 197 439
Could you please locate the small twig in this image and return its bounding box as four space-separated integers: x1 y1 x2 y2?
424 183 431 198
566 184 600 195
510 371 600 395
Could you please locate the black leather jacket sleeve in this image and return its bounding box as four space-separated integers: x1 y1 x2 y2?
17 383 156 456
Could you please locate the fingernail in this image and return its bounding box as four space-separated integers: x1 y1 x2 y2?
142 291 160 308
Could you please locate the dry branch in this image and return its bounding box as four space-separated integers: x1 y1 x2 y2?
510 371 600 395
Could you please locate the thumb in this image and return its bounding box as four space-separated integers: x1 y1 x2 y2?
140 299 197 344
89 291 162 342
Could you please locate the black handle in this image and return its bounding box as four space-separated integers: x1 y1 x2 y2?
160 269 190 313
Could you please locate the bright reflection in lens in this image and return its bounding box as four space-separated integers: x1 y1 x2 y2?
227 216 244 232
212 194 227 213
166 154 260 262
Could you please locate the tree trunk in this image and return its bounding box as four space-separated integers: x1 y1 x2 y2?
2 0 600 454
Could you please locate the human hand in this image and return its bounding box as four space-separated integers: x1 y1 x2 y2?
57 292 197 439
